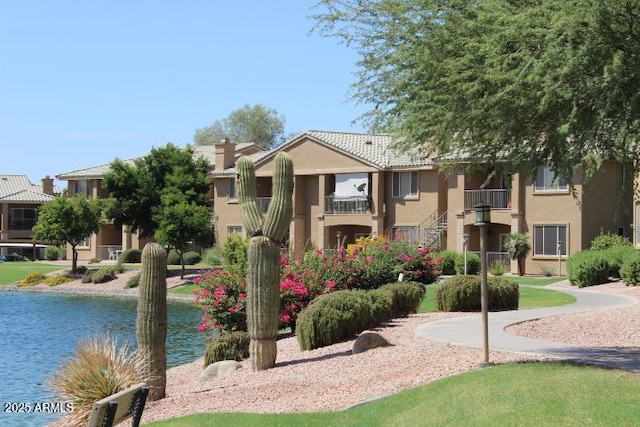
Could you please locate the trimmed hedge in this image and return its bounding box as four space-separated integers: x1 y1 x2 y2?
296 282 425 351
438 250 458 275
602 245 636 278
567 250 610 287
435 275 519 312
296 290 373 351
620 250 640 286
204 331 250 367
376 281 423 318
455 252 480 275
118 249 141 264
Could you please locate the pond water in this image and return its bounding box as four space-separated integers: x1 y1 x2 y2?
0 291 206 427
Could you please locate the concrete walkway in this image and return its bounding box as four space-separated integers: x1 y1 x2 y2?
415 285 640 372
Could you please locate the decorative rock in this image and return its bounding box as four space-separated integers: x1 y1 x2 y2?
199 360 242 382
352 332 392 354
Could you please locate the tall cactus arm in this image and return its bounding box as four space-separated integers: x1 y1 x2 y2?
237 156 263 236
263 152 294 242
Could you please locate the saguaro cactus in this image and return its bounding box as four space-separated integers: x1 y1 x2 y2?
237 152 293 371
136 242 167 400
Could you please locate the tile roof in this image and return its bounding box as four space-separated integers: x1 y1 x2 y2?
0 175 55 202
303 130 432 168
211 130 433 176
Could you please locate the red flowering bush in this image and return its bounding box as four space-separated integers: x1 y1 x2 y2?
194 269 247 333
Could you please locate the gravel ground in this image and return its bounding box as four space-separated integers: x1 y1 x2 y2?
21 270 638 425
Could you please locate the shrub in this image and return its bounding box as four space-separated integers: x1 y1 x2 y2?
91 268 117 284
377 281 423 317
567 250 610 287
18 273 47 286
44 246 61 261
73 265 88 275
50 335 144 426
438 250 458 275
167 249 181 265
194 269 247 333
366 289 394 326
125 272 141 289
455 252 480 275
203 331 250 367
202 247 223 267
89 257 101 264
43 274 73 286
590 232 631 251
118 249 141 264
602 245 636 278
222 233 249 274
296 290 372 351
81 269 97 283
183 251 202 265
436 275 519 312
540 264 556 277
620 250 640 286
113 262 125 274
489 261 509 276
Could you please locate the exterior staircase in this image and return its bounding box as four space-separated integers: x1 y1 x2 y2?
417 211 448 249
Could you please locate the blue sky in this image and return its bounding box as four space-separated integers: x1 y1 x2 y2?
0 1 370 188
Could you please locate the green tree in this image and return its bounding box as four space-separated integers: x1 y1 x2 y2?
154 201 212 279
102 143 211 239
313 0 640 181
194 104 286 149
32 196 103 272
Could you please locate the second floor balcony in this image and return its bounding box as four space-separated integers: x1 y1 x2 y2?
464 189 511 211
325 196 371 215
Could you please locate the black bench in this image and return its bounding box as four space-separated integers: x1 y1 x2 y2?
87 383 149 427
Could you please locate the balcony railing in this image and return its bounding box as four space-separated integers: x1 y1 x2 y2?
464 189 511 211
324 197 371 215
471 251 511 267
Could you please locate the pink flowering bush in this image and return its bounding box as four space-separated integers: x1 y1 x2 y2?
195 235 441 335
194 269 247 333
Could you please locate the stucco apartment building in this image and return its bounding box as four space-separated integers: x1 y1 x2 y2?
57 130 632 276
0 175 57 258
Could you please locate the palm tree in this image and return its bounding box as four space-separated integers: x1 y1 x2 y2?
505 233 531 276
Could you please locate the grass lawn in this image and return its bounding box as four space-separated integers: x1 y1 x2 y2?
512 276 567 286
145 362 640 427
169 284 200 295
0 262 65 285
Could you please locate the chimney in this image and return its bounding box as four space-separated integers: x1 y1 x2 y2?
215 138 235 171
42 175 54 195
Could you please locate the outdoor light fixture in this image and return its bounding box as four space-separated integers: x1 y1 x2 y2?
336 230 342 249
474 204 491 225
474 204 492 367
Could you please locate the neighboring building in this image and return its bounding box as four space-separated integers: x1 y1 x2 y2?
0 175 57 259
211 131 632 276
55 143 262 262
56 131 633 275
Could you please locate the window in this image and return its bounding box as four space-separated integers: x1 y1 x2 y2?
9 208 38 230
534 225 567 256
74 180 90 196
227 226 242 235
78 237 90 247
229 178 236 200
535 166 568 191
391 226 418 242
393 172 418 198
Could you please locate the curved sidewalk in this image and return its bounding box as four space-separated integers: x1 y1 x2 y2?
415 285 640 372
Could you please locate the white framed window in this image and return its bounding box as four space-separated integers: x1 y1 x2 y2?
9 208 38 230
78 237 90 248
393 172 418 198
391 226 418 242
535 166 568 191
227 226 242 235
534 225 567 256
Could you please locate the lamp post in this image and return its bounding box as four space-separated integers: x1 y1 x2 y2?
463 233 469 275
474 204 491 367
